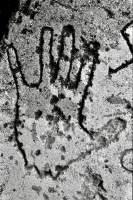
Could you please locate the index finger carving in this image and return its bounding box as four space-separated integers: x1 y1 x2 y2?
7 46 24 89
40 27 53 85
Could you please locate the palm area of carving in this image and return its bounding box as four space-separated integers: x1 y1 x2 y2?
7 21 133 177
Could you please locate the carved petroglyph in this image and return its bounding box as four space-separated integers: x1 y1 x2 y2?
7 24 101 179
7 20 132 181
0 1 132 197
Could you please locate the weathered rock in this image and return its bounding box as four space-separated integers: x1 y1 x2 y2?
0 0 132 199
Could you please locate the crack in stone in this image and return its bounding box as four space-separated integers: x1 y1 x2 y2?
50 0 77 12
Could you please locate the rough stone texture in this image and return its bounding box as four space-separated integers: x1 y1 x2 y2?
0 0 132 199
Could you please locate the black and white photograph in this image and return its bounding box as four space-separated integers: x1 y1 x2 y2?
0 0 132 199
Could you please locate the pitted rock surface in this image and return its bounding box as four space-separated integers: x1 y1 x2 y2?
0 0 132 200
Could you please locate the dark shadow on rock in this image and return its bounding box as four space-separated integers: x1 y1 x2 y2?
0 0 20 41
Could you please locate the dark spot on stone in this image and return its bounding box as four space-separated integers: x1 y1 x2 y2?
48 122 52 126
63 55 69 62
21 28 33 34
63 196 67 200
13 189 16 192
16 15 22 24
0 183 6 196
50 95 59 105
105 47 110 51
30 11 37 20
46 136 55 149
115 117 127 131
21 28 27 34
87 172 107 193
58 131 64 136
52 105 66 120
43 192 49 200
36 46 41 54
9 156 13 160
108 168 112 174
8 81 13 85
35 149 41 156
116 180 121 187
32 185 42 195
101 117 127 143
34 1 40 8
99 136 107 147
40 134 46 141
5 101 9 105
18 131 23 135
46 115 54 121
58 93 65 99
60 146 66 153
122 11 130 16
67 135 72 141
61 155 65 160
104 8 114 18
71 14 74 19
15 160 18 165
104 159 108 163
68 115 71 120
3 123 8 128
48 187 56 193
55 165 69 172
1 153 3 157
8 135 14 142
53 116 59 123
34 70 38 76
126 103 132 110
21 123 24 128
35 110 43 120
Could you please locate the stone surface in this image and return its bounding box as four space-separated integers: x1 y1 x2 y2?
0 0 132 199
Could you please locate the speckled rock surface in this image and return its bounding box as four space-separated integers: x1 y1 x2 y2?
0 0 132 199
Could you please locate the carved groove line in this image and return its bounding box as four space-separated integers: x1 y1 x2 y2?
7 48 28 167
109 20 133 75
7 25 101 178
